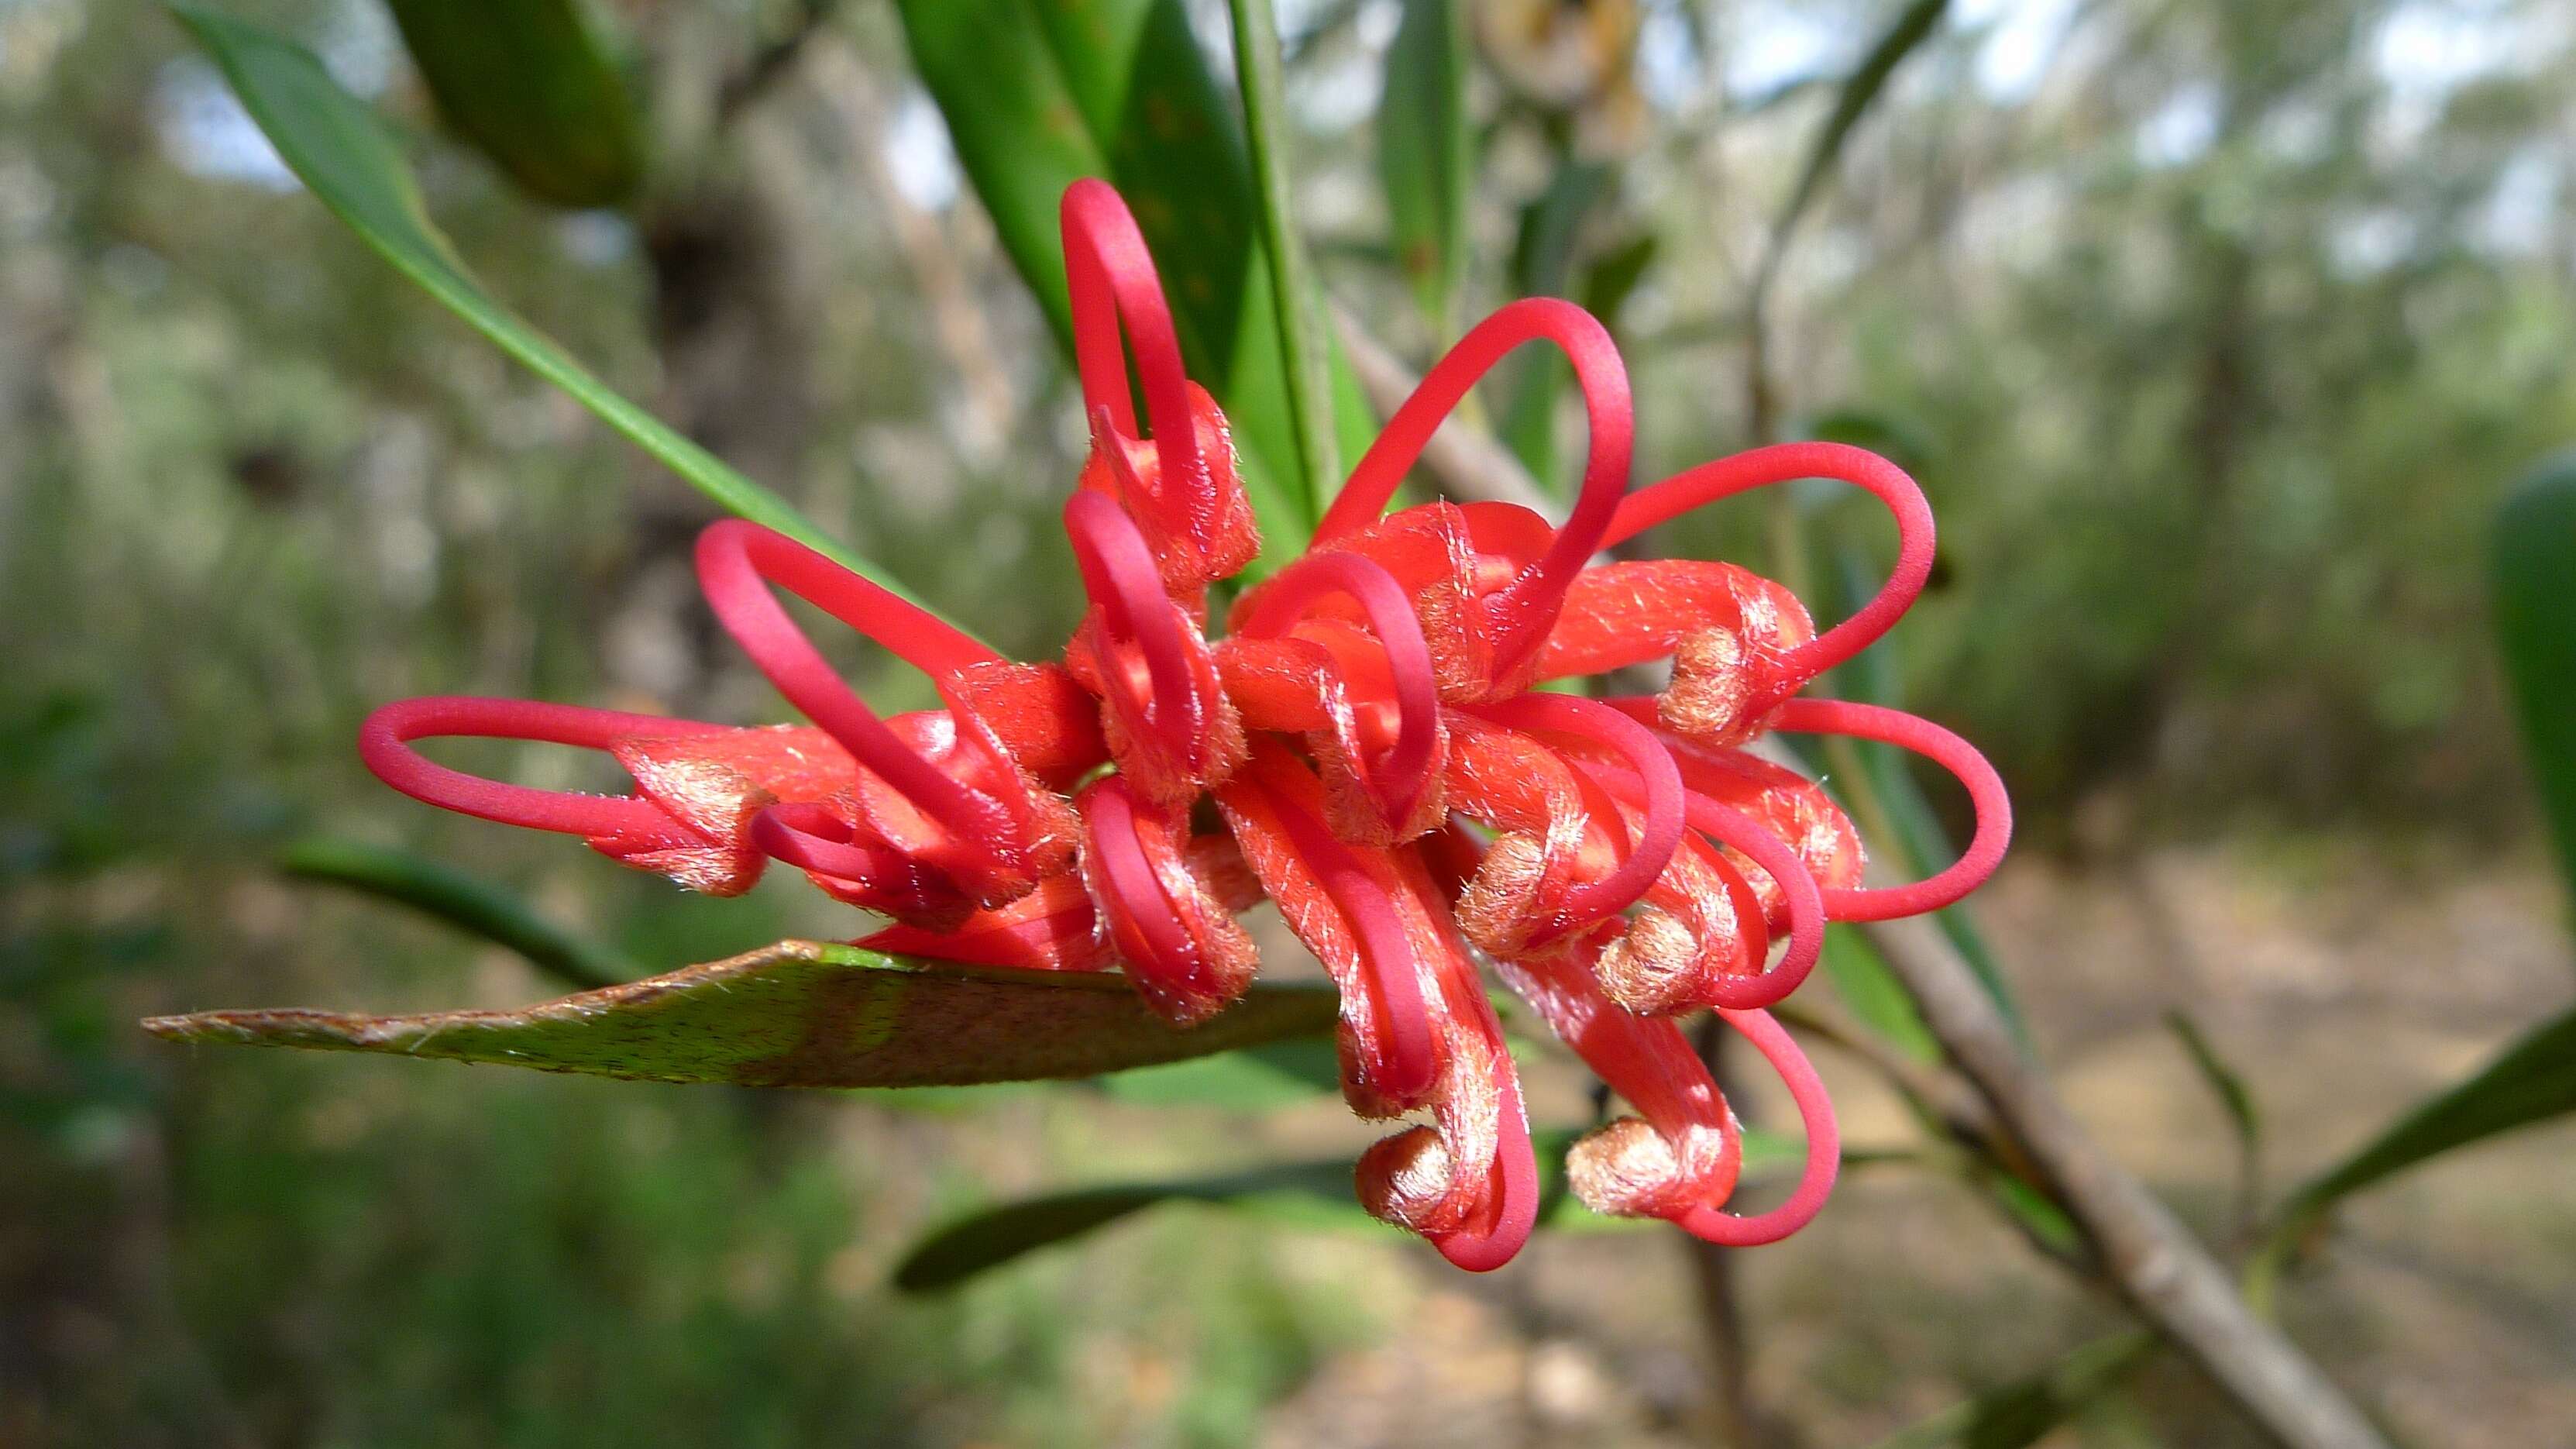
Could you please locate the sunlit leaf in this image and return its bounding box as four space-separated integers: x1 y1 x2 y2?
142 940 1342 1088
1867 1330 2155 1449
383 0 644 208
2493 450 2576 916
893 1126 1808 1291
1229 0 1343 515
1378 0 1471 326
894 0 1377 560
170 7 934 614
279 836 642 991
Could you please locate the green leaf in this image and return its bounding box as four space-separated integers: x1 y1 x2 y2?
1867 1330 2155 1449
2493 450 2576 917
2163 1007 2261 1220
1095 1034 1342 1109
140 940 1343 1088
170 7 937 616
1495 163 1612 495
2265 1002 2576 1252
894 0 1374 562
1377 0 1471 328
1820 922 1941 1062
1230 0 1342 518
383 0 644 208
279 836 643 991
1759 0 1949 295
892 1125 1809 1291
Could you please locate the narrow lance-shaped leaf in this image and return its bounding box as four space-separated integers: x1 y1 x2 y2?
1230 0 1342 517
143 939 1343 1089
1756 0 1950 298
2255 1002 2576 1297
2164 1007 2261 1227
169 8 944 621
279 836 643 991
1378 0 1472 329
1866 1330 2156 1449
2492 451 2576 921
892 1127 1811 1292
894 0 1378 562
383 0 644 208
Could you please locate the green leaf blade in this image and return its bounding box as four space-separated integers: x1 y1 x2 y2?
143 940 1343 1089
2494 451 2576 916
1377 0 1471 328
171 6 940 619
383 0 645 209
896 0 1372 561
279 837 643 991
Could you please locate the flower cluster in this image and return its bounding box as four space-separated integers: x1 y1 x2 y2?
359 181 2008 1272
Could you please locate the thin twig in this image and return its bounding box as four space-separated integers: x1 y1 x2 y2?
1862 913 2387 1449
717 0 841 124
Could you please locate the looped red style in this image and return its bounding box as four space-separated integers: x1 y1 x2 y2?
1768 698 2013 921
1604 441 1936 714
1458 691 1684 931
1316 298 1636 679
1062 489 1240 799
359 696 725 839
1674 1008 1842 1245
1061 179 1213 539
694 521 1006 828
1233 549 1442 832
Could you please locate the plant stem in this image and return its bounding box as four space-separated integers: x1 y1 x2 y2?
1229 0 1340 527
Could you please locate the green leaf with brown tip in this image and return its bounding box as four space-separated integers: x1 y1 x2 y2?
141 940 1341 1088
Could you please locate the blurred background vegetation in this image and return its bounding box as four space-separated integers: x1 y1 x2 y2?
4 0 2573 1444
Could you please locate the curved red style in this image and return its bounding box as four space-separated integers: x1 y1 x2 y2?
355 181 2010 1272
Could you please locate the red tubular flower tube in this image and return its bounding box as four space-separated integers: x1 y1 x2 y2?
1457 691 1684 930
1061 180 1216 547
1581 759 1828 1011
1062 489 1242 803
1601 441 1936 718
1074 775 1259 1024
1673 1008 1842 1247
1493 938 1744 1222
859 874 1112 973
1232 550 1442 833
1314 298 1635 682
1216 746 1442 1108
359 696 727 840
1766 697 2014 921
693 521 1028 883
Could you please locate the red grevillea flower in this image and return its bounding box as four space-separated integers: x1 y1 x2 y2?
358 179 2010 1272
